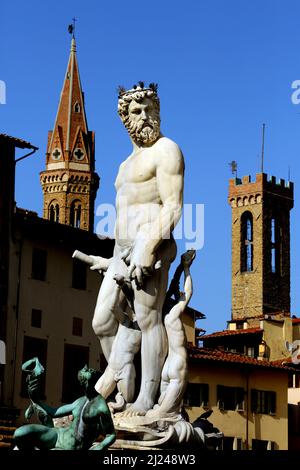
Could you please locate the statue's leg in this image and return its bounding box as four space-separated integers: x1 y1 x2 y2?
13 424 58 450
99 324 141 403
92 256 127 361
117 362 136 403
158 363 170 405
129 240 176 413
94 365 116 398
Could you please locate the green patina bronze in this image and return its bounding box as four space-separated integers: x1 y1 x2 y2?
13 359 116 450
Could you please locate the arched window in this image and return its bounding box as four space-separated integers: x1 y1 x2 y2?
49 205 55 222
70 201 82 229
241 212 253 272
271 217 280 273
49 201 59 223
74 102 81 113
55 204 60 223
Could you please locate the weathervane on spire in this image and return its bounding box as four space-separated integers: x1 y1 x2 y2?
68 17 76 38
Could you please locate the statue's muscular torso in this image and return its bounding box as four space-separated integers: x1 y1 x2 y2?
114 136 184 251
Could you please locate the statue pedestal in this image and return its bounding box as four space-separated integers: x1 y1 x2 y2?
109 413 211 449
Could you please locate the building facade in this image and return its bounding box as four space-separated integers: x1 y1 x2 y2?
191 171 297 450
0 38 112 435
186 347 291 450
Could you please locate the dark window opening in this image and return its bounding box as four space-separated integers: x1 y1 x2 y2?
62 344 89 402
74 102 81 113
49 203 59 223
72 317 83 336
221 436 234 450
183 383 209 407
252 439 274 451
251 389 276 415
32 248 47 281
236 438 243 450
70 201 82 229
49 205 55 222
21 336 47 398
217 385 244 411
241 212 253 272
270 217 281 274
72 259 86 290
75 205 81 228
55 204 59 222
31 309 42 328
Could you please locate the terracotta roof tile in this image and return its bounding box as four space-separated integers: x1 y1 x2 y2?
201 327 262 339
188 346 293 371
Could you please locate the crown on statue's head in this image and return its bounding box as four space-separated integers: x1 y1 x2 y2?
118 81 158 99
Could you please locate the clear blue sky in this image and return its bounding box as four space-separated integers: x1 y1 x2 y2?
1 0 299 334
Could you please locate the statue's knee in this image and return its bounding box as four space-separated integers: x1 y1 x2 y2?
14 426 29 440
92 317 102 336
92 318 114 337
92 306 117 336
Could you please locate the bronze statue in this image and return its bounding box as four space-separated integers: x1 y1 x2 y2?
13 359 116 450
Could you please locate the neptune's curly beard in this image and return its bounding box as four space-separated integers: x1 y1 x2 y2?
126 117 160 146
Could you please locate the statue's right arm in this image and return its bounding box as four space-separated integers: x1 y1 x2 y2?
32 398 82 418
52 398 83 418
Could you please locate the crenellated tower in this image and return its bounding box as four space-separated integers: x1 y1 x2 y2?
40 37 99 232
228 173 294 322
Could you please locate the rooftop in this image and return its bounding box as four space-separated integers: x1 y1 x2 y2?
201 327 262 340
188 346 294 371
14 207 114 256
0 133 38 150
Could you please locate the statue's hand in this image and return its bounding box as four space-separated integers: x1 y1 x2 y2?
128 249 155 288
27 377 40 401
89 255 110 273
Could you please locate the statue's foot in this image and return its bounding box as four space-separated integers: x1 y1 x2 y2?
146 408 181 421
145 408 163 419
118 409 146 417
122 397 154 416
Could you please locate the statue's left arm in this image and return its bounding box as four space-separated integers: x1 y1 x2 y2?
129 139 184 282
90 401 116 450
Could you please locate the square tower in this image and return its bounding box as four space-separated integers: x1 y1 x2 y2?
228 173 294 321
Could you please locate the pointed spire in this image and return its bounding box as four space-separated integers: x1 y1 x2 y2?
46 35 90 166
41 33 99 232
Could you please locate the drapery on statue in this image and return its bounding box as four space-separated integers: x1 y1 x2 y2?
13 358 116 450
90 82 184 416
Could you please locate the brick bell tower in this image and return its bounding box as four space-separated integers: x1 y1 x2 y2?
40 37 99 232
228 173 294 322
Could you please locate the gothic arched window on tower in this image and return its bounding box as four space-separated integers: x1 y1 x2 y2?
49 205 55 222
70 201 82 229
271 217 280 274
55 204 60 223
241 211 253 272
49 201 59 223
74 102 81 113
